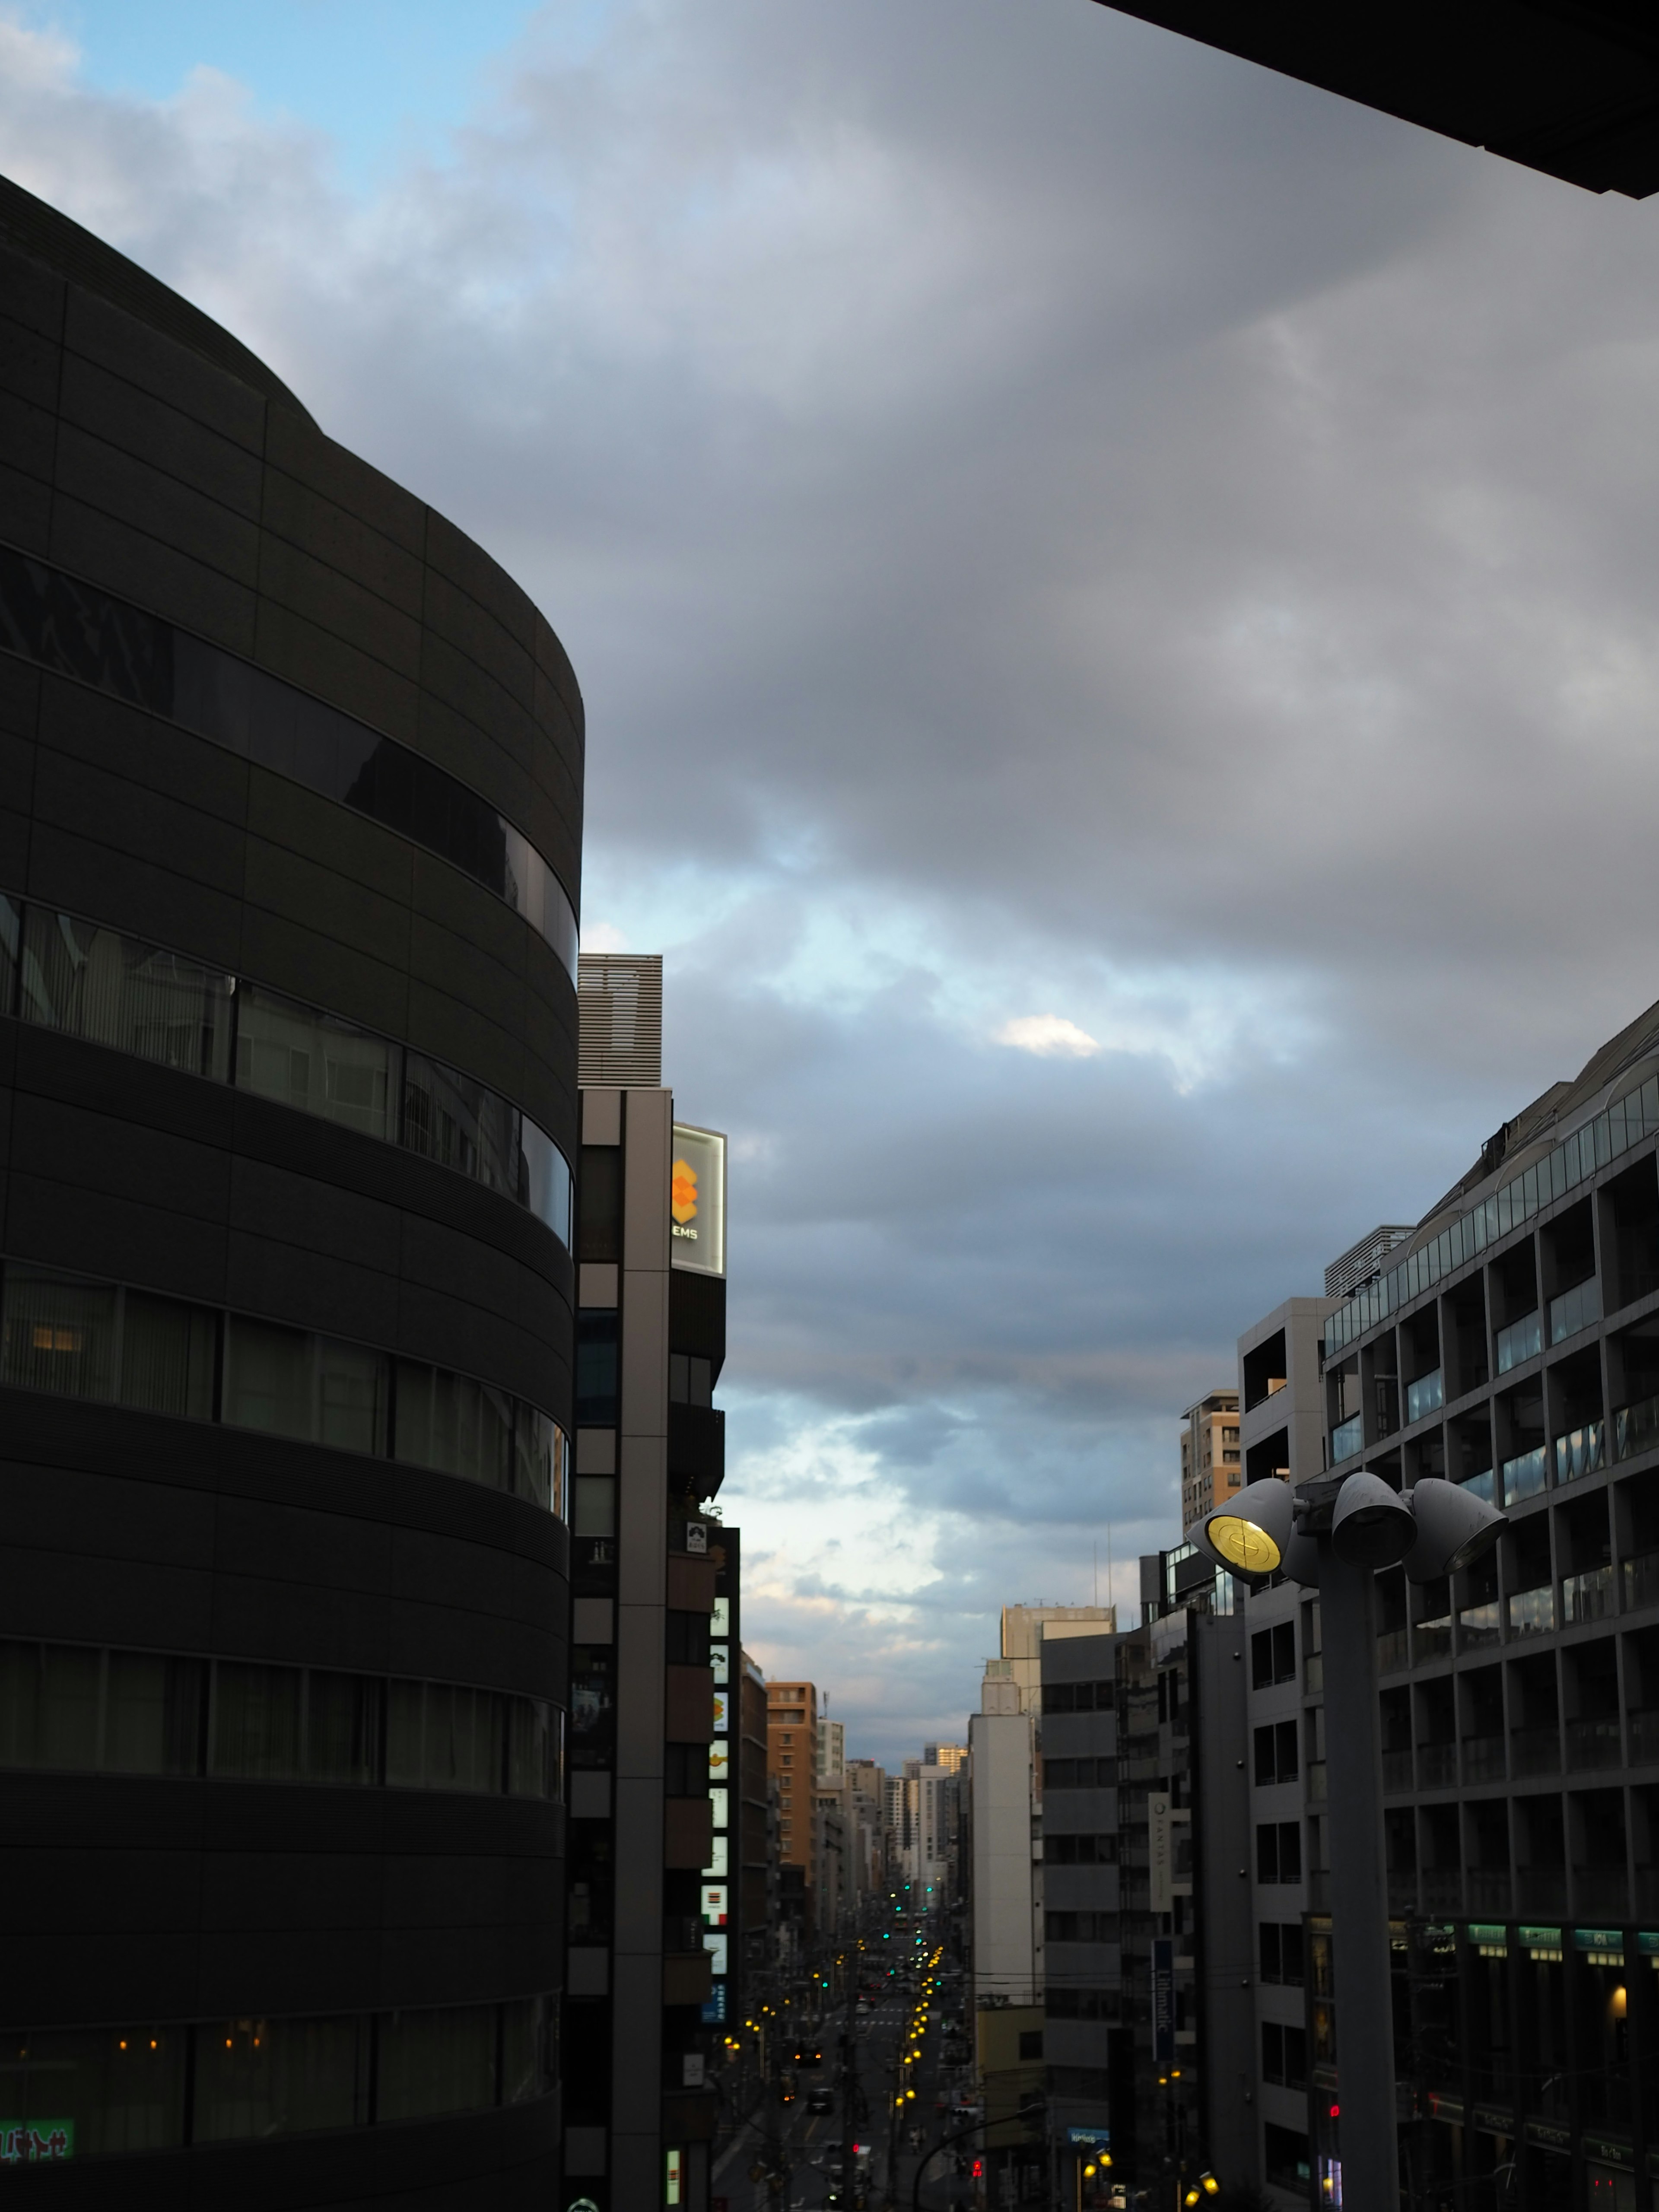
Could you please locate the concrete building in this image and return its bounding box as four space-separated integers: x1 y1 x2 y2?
1306 997 1659 2212
563 952 730 2210
766 1678 818 1931
1231 1294 1337 2206
1182 1388 1243 1525
847 1757 888 1894
0 178 577 2200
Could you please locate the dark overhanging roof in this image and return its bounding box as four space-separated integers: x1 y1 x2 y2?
1092 0 1659 197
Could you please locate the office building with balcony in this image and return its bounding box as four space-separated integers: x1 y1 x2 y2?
1313 996 1659 2212
0 177 581 2199
563 952 729 2211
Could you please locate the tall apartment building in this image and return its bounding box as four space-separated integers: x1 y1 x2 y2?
0 180 578 2199
1303 996 1659 2212
1232 1295 1337 2206
563 953 730 2211
848 1757 888 1893
1181 1389 1243 1525
767 1678 818 1933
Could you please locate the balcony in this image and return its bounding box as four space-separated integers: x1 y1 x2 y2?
1501 1448 1547 1506
1462 1734 1506 1783
1378 1628 1409 1674
1496 1312 1542 1375
1574 1869 1630 1918
1382 1749 1414 1794
1624 1551 1659 1611
1562 1564 1616 1625
1414 1616 1453 1663
1417 1742 1457 1789
1422 1868 1463 1914
1388 1871 1419 1913
1615 1393 1659 1463
1458 1601 1501 1651
1304 1651 1324 1694
1507 1586 1555 1638
1549 1276 1601 1346
1465 1869 1513 1915
1406 1369 1445 1424
1628 1709 1659 1765
1516 1867 1568 1915
1459 1468 1496 1505
1307 1760 1328 1803
1567 1717 1624 1771
1332 1414 1363 1464
1554 1421 1606 1487
1511 1726 1561 1777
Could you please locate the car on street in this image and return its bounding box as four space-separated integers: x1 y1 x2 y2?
806 2088 834 2113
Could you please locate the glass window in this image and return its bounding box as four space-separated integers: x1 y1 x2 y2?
121 1292 216 1421
403 1050 519 1197
192 2014 369 2142
375 2005 497 2122
306 1672 383 1786
318 1338 389 1456
423 1683 504 1794
511 1405 558 1510
572 1476 616 1538
393 1363 511 1489
235 983 395 1142
507 1699 551 1799
223 1316 314 1440
500 1997 543 2106
19 907 232 1080
212 1661 302 1781
522 1118 573 1247
105 1651 203 1775
386 1679 426 1789
1 2024 186 2156
575 1312 619 1426
0 1640 99 1770
0 891 18 1017
1 1268 118 1401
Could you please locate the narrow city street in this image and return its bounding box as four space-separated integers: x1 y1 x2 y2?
714 1940 972 2212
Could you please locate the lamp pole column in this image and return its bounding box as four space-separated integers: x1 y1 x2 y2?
1319 1549 1400 2212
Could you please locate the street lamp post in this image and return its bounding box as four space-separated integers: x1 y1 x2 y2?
1187 1469 1506 2212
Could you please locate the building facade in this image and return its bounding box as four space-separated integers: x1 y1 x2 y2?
0 177 579 2199
767 1678 818 1933
1309 999 1659 2212
1181 1388 1243 1526
563 953 729 2210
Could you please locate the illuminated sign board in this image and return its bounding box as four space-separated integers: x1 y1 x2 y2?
1 2123 74 2164
708 1743 730 1781
711 1644 729 1685
713 1691 729 1735
704 1931 729 1975
704 1835 729 1876
710 1785 728 1828
670 1125 726 1277
702 1882 729 1927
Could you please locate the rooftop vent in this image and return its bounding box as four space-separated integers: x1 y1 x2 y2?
578 953 663 1088
1325 1224 1414 1300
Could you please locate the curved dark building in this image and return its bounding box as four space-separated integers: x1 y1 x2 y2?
0 178 578 2203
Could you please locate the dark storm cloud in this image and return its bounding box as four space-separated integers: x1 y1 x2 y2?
6 0 1659 1756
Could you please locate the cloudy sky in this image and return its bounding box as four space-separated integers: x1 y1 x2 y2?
7 0 1659 1762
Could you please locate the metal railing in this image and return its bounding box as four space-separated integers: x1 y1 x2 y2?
1567 1717 1624 1771
1507 1587 1555 1637
1616 1393 1659 1462
1382 1750 1414 1793
1554 1420 1606 1486
1462 1735 1506 1783
1624 1552 1659 1611
1458 1602 1501 1650
1628 1709 1659 1766
1378 1629 1409 1673
1511 1726 1560 1777
1417 1742 1457 1789
1414 1617 1452 1663
1501 1447 1547 1506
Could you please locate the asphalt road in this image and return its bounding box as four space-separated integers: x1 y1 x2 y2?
715 1970 973 2212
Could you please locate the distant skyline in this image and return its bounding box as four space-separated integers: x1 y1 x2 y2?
7 0 1659 1761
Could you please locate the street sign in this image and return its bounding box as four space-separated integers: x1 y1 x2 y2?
1068 2126 1112 2148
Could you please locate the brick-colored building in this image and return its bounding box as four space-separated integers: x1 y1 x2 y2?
766 1678 818 1929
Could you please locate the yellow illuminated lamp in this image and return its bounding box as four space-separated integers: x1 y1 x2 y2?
1085 2166 1097 2179
1170 2068 1182 2080
1206 1509 1282 1574
1203 2177 1220 2194
1185 2191 1201 2206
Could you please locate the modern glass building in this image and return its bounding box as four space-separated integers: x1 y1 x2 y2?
1310 998 1659 2212
0 176 579 2200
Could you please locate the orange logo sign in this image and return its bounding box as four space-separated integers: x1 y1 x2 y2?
671 1158 699 1225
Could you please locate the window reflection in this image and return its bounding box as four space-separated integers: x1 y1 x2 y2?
0 890 573 1250
0 1262 565 1518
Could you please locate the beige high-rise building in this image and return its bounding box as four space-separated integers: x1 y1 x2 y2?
997 1603 1117 1714
766 1679 817 1926
1179 1387 1241 1526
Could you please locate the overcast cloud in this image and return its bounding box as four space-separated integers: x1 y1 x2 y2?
6 0 1659 1760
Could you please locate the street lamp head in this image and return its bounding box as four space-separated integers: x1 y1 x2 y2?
1403 1475 1506 1582
1330 1470 1417 1567
1188 1476 1294 1577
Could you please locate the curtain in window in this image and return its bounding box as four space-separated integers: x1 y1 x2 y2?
374 2005 496 2122
1 1270 118 1400
223 1317 313 1439
19 908 230 1079
105 1652 203 1775
193 2014 369 2142
121 1292 216 1419
212 1662 301 1780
